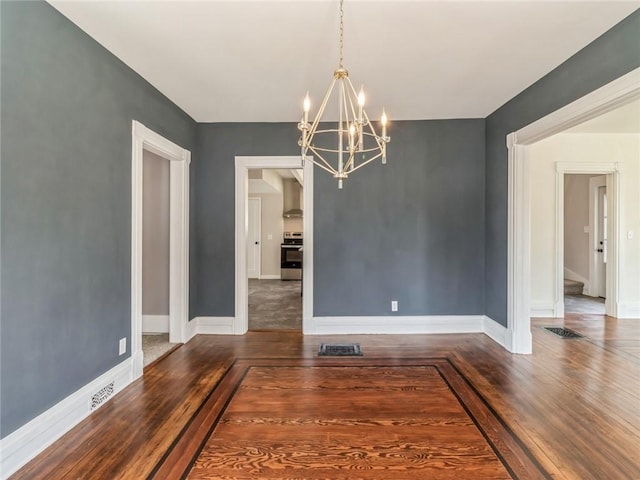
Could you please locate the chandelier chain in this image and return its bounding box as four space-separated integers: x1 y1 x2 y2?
339 0 344 68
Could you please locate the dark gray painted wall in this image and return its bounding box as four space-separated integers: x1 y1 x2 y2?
192 120 485 318
191 123 301 317
484 10 640 326
1 1 196 437
314 120 485 316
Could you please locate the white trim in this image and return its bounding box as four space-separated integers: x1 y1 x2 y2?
483 316 509 350
308 315 485 335
618 302 640 318
507 67 640 354
530 302 556 318
235 156 313 335
187 317 236 338
0 358 133 479
142 315 170 333
555 163 620 318
259 274 282 280
132 121 190 379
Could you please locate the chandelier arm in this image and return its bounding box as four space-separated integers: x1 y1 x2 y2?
362 109 386 151
342 85 360 171
308 157 339 176
306 144 339 174
348 151 384 173
307 77 338 140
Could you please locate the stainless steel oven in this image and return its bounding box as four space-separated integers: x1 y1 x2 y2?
281 232 303 280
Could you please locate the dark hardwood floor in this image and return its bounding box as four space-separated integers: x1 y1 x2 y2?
9 314 640 479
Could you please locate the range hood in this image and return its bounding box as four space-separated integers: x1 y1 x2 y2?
283 179 303 218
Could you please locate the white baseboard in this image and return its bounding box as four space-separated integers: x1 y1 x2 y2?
142 314 169 333
618 301 640 319
0 358 134 480
483 316 509 350
530 301 555 318
259 274 281 280
187 317 236 340
308 315 485 335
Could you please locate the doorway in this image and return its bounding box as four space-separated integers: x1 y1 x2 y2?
247 170 303 330
562 173 606 315
508 67 638 354
141 150 180 366
235 156 313 335
131 121 190 378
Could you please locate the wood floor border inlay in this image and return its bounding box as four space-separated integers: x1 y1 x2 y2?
149 358 550 479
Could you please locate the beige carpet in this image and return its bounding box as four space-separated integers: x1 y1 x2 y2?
142 334 179 367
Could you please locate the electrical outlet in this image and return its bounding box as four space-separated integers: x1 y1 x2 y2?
268 234 273 240
391 300 398 312
119 337 127 356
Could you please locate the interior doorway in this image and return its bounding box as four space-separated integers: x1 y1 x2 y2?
507 67 639 354
235 156 313 335
562 173 606 315
141 150 179 366
131 121 190 378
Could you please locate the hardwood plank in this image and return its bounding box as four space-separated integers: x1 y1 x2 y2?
186 362 527 479
8 315 640 480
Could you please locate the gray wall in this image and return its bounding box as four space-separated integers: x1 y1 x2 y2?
484 10 640 326
142 151 170 316
192 120 485 317
191 123 301 316
314 120 485 316
1 1 196 437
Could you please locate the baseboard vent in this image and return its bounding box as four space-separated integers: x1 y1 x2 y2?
318 343 362 356
90 381 115 411
543 327 584 339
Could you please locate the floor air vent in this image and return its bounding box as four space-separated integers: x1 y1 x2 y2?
318 343 362 356
543 327 584 339
90 381 115 411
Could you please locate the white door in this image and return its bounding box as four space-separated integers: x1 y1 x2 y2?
596 184 607 298
589 175 607 299
247 197 261 279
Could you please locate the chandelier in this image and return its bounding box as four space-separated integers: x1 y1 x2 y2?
298 0 390 189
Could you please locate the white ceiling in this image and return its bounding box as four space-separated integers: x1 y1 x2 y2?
48 1 639 123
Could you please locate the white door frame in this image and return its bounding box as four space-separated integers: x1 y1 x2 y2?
507 67 639 354
132 121 190 377
247 197 262 279
555 166 618 319
235 156 313 334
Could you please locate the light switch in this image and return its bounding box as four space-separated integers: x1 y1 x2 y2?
628 231 634 240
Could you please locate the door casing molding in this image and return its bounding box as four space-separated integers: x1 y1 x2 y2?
555 165 619 320
132 121 190 377
235 156 313 334
506 67 639 354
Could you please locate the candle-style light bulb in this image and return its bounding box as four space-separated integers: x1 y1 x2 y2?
381 109 388 164
303 93 310 124
349 123 356 152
